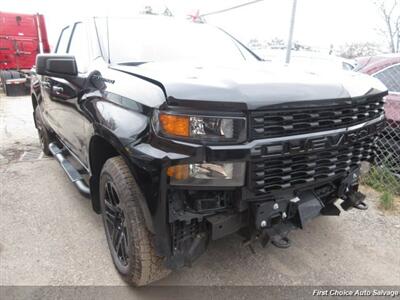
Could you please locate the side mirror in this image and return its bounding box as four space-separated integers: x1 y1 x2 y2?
36 54 78 78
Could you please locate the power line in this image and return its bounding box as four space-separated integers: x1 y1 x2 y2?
200 0 265 17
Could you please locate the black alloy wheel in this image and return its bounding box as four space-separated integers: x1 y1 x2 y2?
103 181 129 267
99 156 170 286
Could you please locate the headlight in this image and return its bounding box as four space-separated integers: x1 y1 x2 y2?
152 110 246 144
167 162 245 186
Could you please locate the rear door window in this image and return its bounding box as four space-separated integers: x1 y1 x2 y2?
55 26 72 54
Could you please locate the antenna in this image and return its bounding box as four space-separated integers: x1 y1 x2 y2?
106 17 111 64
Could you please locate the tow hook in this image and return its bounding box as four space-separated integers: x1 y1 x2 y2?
354 201 368 210
260 227 291 249
341 191 367 211
241 227 292 252
271 235 291 249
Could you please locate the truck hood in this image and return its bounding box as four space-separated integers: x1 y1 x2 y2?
112 61 387 110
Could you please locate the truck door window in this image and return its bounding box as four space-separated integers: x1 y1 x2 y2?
373 64 400 93
55 26 72 54
67 22 90 73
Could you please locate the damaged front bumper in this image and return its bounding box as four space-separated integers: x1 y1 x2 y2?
126 117 384 270
167 166 368 268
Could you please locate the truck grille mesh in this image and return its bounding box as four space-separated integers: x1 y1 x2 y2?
250 136 375 195
249 95 385 139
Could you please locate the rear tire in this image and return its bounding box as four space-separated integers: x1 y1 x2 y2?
34 107 53 156
0 70 11 94
9 70 21 79
100 156 170 286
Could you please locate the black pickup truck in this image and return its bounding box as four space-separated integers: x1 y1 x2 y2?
31 16 387 285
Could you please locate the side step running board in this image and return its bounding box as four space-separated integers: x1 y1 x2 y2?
48 143 91 198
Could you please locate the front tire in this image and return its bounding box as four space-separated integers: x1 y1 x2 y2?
99 156 170 286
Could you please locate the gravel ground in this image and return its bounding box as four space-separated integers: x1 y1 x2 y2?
1 94 399 290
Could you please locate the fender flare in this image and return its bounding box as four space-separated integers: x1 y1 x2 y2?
88 127 155 233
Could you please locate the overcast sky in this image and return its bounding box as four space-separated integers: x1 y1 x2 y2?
0 0 392 51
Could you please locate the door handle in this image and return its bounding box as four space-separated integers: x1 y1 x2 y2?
52 86 64 95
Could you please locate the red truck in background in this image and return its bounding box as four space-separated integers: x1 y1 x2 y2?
0 11 50 96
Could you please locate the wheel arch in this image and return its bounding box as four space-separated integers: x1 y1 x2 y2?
31 93 38 110
88 133 155 233
32 94 39 128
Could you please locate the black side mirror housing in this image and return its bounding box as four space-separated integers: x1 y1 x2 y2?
36 54 78 77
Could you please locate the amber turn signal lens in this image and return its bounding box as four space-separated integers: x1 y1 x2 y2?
159 113 189 137
167 165 189 180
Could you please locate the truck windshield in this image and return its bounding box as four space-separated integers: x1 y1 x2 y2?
95 17 258 64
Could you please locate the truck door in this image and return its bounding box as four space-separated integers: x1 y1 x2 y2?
48 22 91 164
40 26 72 135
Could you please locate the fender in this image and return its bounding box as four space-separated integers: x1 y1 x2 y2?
81 70 165 233
88 115 154 233
31 73 42 128
30 72 41 104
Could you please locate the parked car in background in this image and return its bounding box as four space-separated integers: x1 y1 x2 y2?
253 49 356 71
0 11 50 96
356 55 400 176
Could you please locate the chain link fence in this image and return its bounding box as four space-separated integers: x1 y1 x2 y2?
362 99 400 200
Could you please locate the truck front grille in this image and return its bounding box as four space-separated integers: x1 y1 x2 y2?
249 124 382 196
249 95 385 139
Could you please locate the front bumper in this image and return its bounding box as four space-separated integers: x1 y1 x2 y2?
126 116 385 269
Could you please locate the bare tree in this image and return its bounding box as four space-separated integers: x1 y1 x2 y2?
375 0 400 53
268 37 286 49
338 42 381 59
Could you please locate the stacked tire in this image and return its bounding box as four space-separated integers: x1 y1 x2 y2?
0 70 27 96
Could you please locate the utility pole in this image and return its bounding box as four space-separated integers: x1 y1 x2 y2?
285 0 298 64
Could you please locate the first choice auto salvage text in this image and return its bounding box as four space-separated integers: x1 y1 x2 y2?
312 289 399 297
